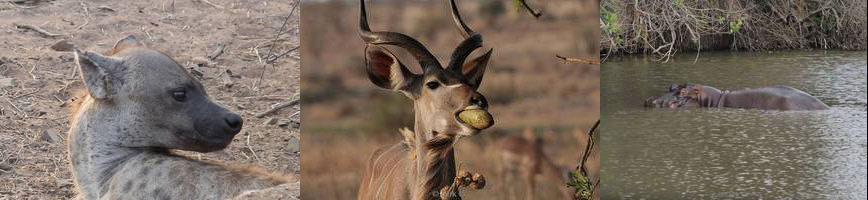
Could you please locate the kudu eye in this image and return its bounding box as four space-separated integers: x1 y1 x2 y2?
426 81 441 90
172 90 187 102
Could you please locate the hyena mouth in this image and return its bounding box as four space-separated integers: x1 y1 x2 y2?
177 130 235 152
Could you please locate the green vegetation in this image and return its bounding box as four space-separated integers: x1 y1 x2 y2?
567 170 592 200
728 17 743 33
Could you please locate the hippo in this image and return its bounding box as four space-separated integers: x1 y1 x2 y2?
681 84 829 110
644 84 700 108
646 84 829 111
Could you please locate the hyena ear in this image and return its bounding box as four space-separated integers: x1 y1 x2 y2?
109 35 144 55
365 45 418 93
74 48 123 99
461 48 492 89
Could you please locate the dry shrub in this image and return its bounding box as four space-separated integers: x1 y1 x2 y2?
601 0 867 61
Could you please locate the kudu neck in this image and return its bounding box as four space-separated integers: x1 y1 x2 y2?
412 103 459 199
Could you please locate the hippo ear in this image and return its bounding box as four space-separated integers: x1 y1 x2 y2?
110 35 144 55
691 84 702 97
75 49 124 99
668 84 680 92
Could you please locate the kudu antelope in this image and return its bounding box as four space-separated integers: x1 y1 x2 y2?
495 129 573 200
67 35 293 199
355 0 495 199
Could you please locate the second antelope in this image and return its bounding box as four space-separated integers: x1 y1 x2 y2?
355 0 495 199
495 129 573 200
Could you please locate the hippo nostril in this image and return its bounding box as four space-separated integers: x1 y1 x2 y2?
224 114 243 129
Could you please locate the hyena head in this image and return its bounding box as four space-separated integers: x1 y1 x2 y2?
73 35 242 152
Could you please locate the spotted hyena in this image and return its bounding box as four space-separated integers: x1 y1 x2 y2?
67 35 294 199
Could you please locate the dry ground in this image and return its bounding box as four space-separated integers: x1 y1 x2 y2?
300 0 599 199
0 0 299 199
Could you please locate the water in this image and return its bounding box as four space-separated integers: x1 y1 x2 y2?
601 51 867 199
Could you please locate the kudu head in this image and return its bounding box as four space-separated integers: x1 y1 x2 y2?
359 0 493 137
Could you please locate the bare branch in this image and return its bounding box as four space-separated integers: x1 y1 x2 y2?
556 55 600 65
516 0 542 18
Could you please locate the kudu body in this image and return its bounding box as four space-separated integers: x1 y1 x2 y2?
355 0 494 199
67 36 292 199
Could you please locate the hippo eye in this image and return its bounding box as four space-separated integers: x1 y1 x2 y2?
426 81 441 90
172 91 187 102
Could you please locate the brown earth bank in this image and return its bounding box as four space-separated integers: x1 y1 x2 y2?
600 0 867 60
0 0 299 198
300 0 599 199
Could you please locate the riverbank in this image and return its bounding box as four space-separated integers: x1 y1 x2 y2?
600 0 866 60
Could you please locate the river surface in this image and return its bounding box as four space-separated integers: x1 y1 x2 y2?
601 51 867 199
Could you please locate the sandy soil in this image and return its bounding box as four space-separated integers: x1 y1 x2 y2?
300 0 599 199
0 0 299 199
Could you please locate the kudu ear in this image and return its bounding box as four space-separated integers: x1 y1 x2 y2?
74 49 123 99
110 35 144 55
365 45 417 92
461 49 492 89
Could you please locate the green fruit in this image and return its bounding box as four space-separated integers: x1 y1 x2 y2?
458 109 493 129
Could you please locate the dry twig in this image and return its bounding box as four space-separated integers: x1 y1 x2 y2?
556 55 600 65
255 98 299 118
196 0 224 9
516 0 542 18
13 23 63 38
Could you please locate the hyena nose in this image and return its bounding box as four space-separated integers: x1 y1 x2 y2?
224 113 243 129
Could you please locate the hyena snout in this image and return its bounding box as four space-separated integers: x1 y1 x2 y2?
186 102 245 152
224 113 243 129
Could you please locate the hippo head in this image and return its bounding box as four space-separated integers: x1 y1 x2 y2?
644 84 699 108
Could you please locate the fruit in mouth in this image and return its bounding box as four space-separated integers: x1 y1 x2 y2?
458 109 493 130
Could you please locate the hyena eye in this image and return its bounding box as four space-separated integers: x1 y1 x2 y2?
426 81 441 90
172 90 187 102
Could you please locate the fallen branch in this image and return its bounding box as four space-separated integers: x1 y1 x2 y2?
207 43 226 61
255 98 299 118
556 55 600 65
13 23 63 38
196 0 224 10
266 46 299 64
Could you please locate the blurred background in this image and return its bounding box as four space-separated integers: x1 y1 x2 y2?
300 0 598 199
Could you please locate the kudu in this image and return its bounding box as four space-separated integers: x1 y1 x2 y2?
495 129 573 200
67 35 293 199
355 0 494 199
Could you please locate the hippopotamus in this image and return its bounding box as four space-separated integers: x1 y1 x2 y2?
644 84 700 108
646 84 829 111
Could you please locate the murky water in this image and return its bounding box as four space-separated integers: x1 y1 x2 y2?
601 51 867 199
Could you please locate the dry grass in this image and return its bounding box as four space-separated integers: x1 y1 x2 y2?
300 0 599 199
0 0 299 198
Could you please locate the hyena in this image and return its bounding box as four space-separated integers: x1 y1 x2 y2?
67 35 294 199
